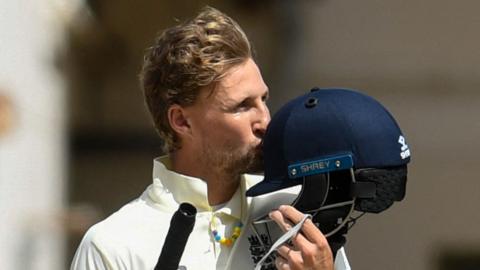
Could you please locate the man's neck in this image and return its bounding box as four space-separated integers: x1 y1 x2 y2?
170 152 241 206
206 173 241 206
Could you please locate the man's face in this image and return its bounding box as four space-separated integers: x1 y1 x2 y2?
186 58 270 176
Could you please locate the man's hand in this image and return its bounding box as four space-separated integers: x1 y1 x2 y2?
269 205 334 270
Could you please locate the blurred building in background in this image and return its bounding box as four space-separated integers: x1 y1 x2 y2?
0 0 83 269
1 0 480 269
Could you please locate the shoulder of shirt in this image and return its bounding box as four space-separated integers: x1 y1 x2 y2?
79 192 173 253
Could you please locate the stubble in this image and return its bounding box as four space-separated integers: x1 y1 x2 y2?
201 139 264 181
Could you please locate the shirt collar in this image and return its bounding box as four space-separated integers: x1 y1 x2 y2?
148 156 253 219
213 179 245 220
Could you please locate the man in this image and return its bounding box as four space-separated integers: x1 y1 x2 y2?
71 7 347 270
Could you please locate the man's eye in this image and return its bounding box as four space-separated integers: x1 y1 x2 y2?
233 100 249 112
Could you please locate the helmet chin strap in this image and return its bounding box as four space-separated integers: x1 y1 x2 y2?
253 214 312 270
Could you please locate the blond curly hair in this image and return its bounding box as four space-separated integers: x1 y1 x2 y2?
140 7 253 152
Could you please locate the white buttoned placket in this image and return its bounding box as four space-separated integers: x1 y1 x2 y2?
206 179 252 269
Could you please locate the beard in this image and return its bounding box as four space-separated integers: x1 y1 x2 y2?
201 139 264 179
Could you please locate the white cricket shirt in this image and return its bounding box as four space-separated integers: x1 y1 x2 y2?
71 156 351 270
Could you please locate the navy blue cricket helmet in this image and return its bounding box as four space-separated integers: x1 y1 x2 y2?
247 88 411 238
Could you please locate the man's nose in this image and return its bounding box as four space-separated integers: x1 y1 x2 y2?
253 103 270 137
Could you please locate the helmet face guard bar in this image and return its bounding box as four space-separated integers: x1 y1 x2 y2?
293 169 355 238
248 163 408 266
292 164 408 237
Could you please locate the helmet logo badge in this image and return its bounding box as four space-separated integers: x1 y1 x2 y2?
398 135 410 159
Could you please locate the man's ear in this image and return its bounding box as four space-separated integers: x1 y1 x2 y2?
168 104 192 138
